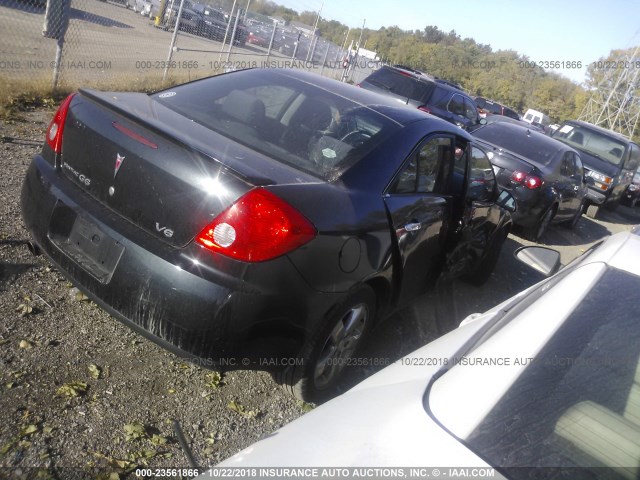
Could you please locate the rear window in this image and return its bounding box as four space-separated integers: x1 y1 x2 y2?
365 68 435 103
472 123 560 166
483 102 502 115
154 70 399 180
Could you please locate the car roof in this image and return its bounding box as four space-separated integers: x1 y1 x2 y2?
563 120 633 143
473 121 574 155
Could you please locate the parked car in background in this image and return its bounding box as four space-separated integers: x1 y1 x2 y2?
475 97 520 120
468 113 545 133
522 108 550 127
127 0 157 16
472 122 587 241
622 168 640 207
163 2 247 45
552 120 640 218
247 26 271 48
191 4 247 45
210 228 640 480
21 69 512 402
359 65 484 130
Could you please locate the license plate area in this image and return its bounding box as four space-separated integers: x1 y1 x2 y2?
48 202 124 284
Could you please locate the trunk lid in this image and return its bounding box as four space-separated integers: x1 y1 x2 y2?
60 90 317 247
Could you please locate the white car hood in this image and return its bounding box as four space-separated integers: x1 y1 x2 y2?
211 317 495 469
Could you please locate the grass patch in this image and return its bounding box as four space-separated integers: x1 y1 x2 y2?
0 71 217 121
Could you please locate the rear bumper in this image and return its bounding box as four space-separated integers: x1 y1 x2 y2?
498 184 546 228
585 186 608 205
21 155 339 369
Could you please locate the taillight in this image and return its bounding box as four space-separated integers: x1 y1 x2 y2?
511 170 542 189
418 105 431 114
196 188 317 262
46 93 76 154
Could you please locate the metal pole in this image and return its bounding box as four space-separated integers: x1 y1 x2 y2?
306 0 323 62
243 0 250 22
219 0 237 61
52 36 64 90
349 18 365 82
265 23 277 63
320 40 330 76
163 0 186 81
225 12 241 62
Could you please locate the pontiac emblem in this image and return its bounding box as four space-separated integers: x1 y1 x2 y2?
114 153 125 178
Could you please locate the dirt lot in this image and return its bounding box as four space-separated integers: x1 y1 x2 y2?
1 108 639 479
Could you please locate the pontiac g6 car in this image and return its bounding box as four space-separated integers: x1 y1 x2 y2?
21 68 511 401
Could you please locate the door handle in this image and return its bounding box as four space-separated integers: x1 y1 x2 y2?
405 222 422 231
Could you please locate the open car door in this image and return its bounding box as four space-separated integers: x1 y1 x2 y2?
444 144 512 283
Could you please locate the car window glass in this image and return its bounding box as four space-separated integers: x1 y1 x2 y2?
447 94 464 116
463 98 479 121
431 86 452 110
561 152 576 177
575 154 584 178
626 144 640 170
365 68 433 102
468 147 496 201
155 71 399 180
246 85 296 119
390 136 454 194
554 124 627 167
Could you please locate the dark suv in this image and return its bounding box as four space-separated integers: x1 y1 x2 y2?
552 120 640 218
475 97 520 121
359 65 482 130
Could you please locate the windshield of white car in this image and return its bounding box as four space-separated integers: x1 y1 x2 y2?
429 265 640 478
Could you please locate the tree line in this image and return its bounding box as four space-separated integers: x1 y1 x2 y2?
209 0 637 132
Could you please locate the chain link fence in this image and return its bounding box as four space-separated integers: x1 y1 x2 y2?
0 0 380 99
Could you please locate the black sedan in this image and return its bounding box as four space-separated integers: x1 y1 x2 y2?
21 69 512 402
472 122 588 241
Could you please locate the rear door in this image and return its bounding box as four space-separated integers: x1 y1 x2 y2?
556 151 582 219
383 135 455 304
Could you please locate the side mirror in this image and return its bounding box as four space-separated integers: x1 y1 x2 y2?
514 246 561 276
496 190 516 212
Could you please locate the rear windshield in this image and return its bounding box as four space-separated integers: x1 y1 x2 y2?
153 70 399 180
473 123 560 166
483 102 502 115
365 68 435 103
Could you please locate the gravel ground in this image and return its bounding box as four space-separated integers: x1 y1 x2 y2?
1 108 639 479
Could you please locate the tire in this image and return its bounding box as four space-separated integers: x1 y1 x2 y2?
279 285 376 403
462 228 508 286
526 206 555 242
563 201 585 229
585 203 599 219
